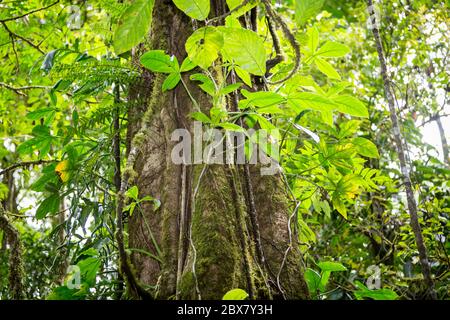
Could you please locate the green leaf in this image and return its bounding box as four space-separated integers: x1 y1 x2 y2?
77 257 101 287
173 0 210 20
190 73 216 96
316 41 351 58
162 73 181 91
314 57 341 80
317 261 347 272
218 122 245 132
46 285 87 300
295 0 325 26
113 0 155 55
307 27 320 53
225 0 256 17
218 83 242 96
36 193 60 219
234 66 252 86
190 111 211 123
221 27 266 76
352 137 380 158
287 92 335 113
354 281 398 300
334 95 369 117
239 89 285 109
140 50 179 73
222 288 249 300
185 27 224 70
304 268 321 297
126 186 139 201
26 108 57 122
332 196 347 219
180 57 196 72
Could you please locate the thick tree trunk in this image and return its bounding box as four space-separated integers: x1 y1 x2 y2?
125 0 309 299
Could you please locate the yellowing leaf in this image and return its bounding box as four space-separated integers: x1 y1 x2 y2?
185 27 224 70
55 160 70 183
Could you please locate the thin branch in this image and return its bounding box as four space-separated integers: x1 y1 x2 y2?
1 21 45 54
0 82 50 96
0 1 60 23
0 160 55 176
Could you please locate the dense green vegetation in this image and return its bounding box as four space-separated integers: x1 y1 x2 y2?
0 0 448 300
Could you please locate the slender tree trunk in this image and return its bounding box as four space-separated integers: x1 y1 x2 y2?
367 0 436 299
435 115 449 165
124 0 309 300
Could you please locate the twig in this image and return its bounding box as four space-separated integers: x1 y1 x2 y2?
0 82 50 96
1 21 45 54
0 1 60 23
0 159 55 176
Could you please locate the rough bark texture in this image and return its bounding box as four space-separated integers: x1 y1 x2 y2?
367 0 436 299
0 206 24 300
126 0 309 300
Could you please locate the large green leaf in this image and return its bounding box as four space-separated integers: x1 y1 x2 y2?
287 92 336 113
352 137 380 158
295 0 325 26
239 89 285 109
226 0 256 16
334 95 369 117
173 0 210 20
354 281 398 300
316 41 351 58
185 27 224 70
113 0 155 55
77 257 101 287
304 268 321 297
36 193 60 219
221 27 266 76
318 261 347 272
140 50 179 73
314 57 341 80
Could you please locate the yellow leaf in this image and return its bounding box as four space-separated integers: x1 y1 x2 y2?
55 160 70 183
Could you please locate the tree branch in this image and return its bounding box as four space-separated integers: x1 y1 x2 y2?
1 21 45 54
0 82 50 96
0 1 60 23
0 160 55 176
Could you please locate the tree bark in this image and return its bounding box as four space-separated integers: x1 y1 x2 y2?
435 115 449 165
124 0 309 300
367 0 436 299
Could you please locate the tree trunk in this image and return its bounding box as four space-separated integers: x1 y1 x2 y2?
124 0 309 300
367 0 436 299
435 115 449 165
